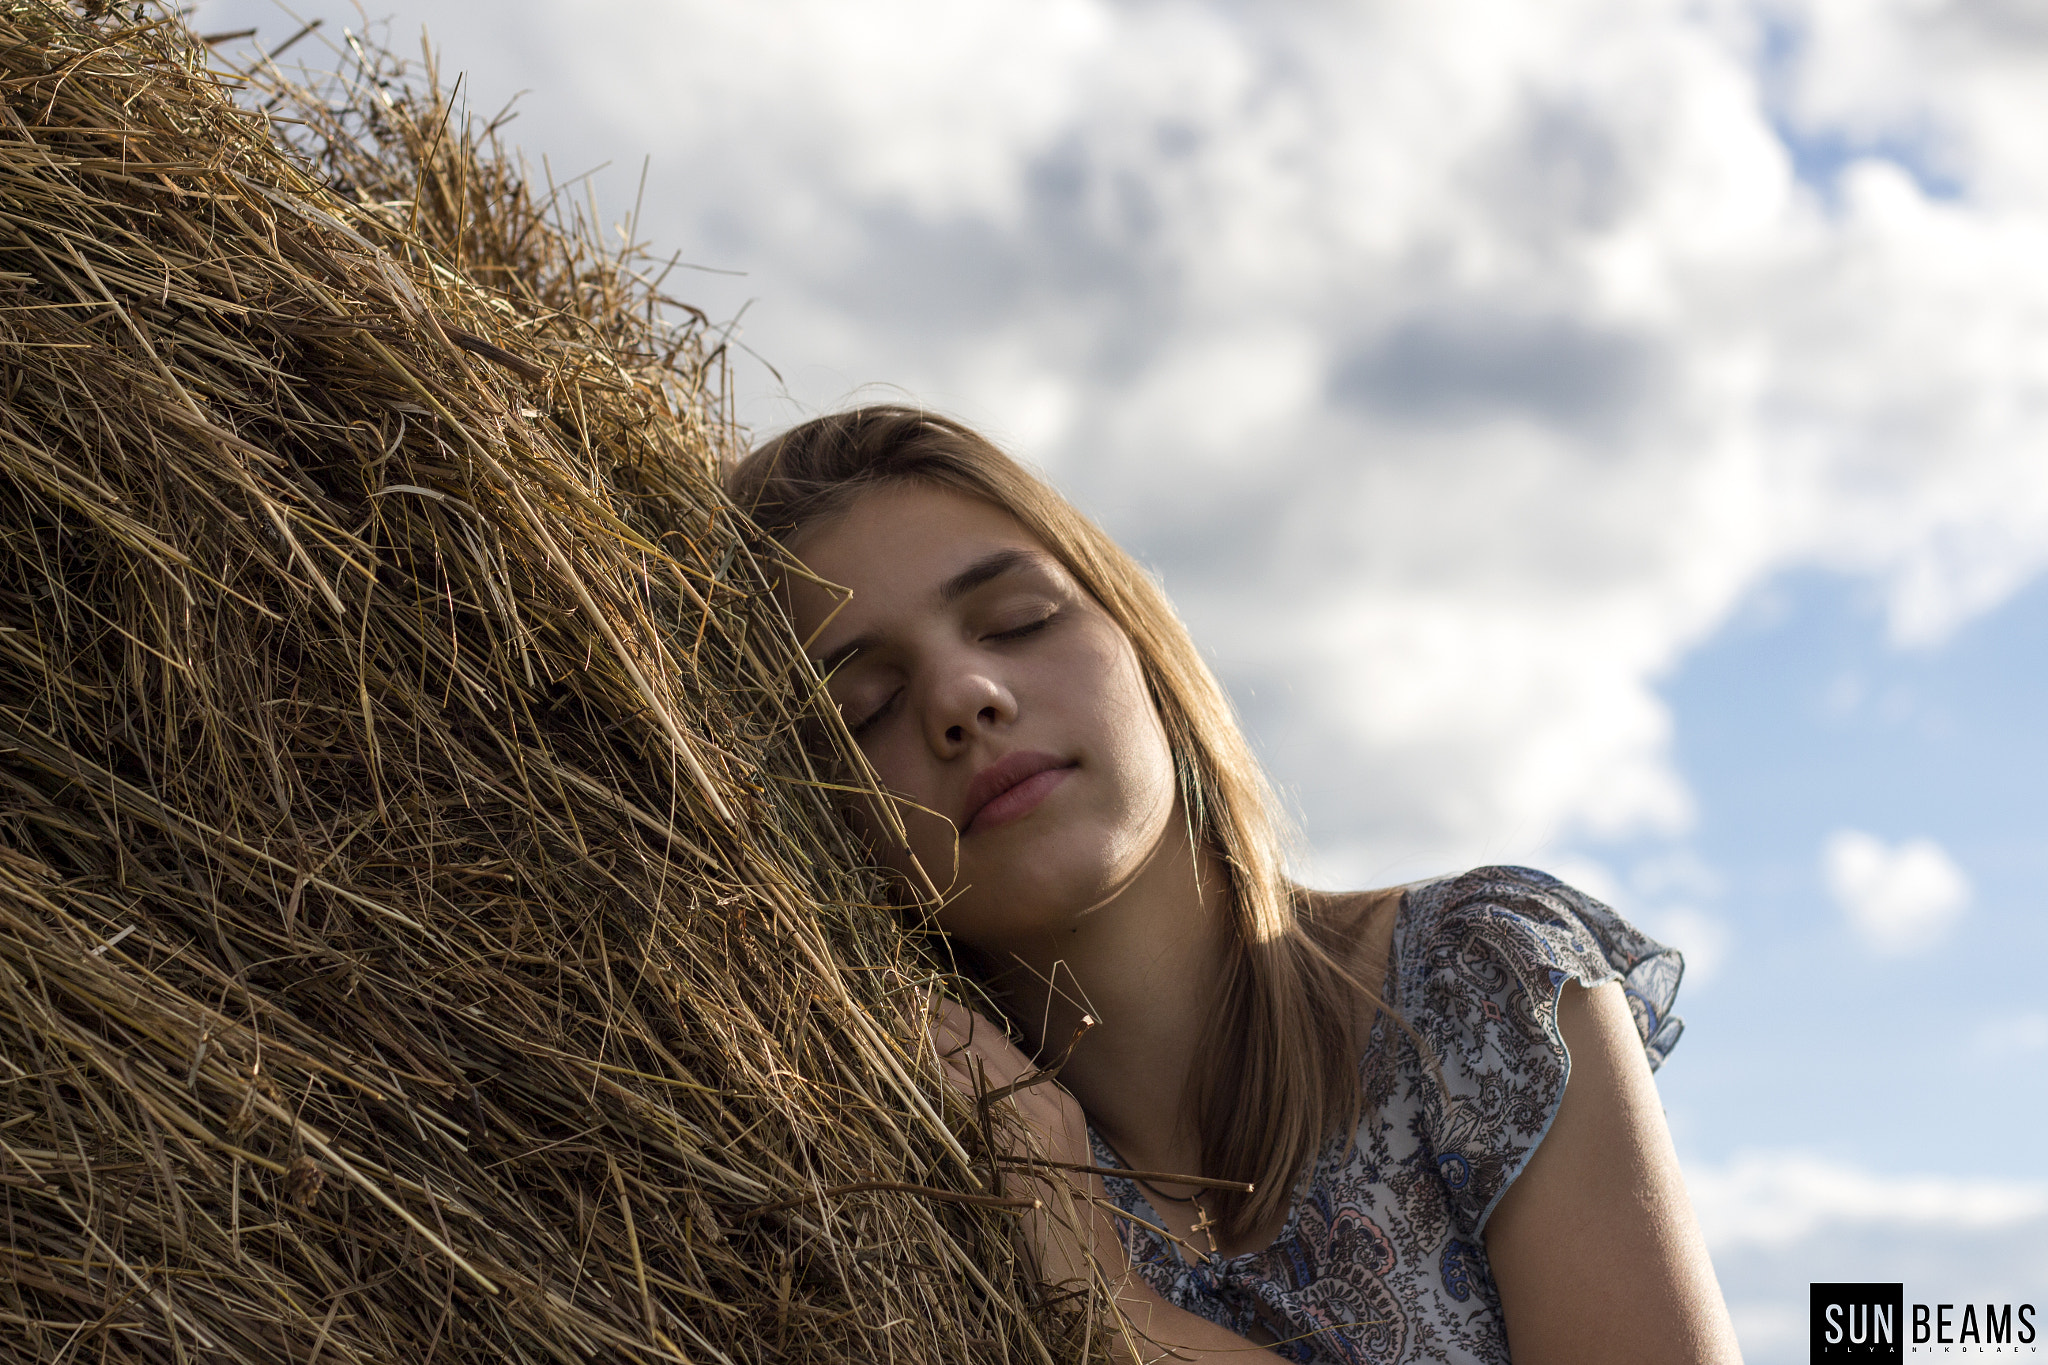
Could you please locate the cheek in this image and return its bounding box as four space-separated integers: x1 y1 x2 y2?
849 729 933 820
839 741 957 879
1109 694 1178 843
1083 634 1172 775
1043 625 1177 844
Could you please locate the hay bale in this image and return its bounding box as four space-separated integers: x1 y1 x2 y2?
0 4 1095 1359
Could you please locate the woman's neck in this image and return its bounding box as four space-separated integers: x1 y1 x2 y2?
979 818 1231 1181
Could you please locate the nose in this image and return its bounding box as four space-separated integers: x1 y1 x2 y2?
926 657 1015 754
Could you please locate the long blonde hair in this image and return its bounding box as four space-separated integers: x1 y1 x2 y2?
727 405 1372 1239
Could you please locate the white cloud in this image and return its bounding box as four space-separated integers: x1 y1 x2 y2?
1722 1300 1808 1365
1687 1149 2048 1249
1634 904 1733 986
198 0 2048 876
1821 828 1971 953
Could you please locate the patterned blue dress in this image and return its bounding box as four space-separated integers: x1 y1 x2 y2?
1089 866 1685 1364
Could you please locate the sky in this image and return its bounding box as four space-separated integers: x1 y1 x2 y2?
197 2 2048 1357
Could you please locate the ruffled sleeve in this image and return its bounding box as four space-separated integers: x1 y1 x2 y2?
1394 865 1684 1238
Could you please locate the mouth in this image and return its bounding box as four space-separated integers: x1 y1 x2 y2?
962 750 1076 835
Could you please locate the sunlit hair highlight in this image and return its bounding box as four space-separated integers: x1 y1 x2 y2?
725 405 1375 1239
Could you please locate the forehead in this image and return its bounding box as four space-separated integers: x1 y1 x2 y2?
785 483 1050 636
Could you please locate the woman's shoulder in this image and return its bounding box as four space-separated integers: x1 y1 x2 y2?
1390 863 1685 1070
1349 866 1686 1238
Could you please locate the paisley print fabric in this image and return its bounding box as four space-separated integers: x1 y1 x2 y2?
1089 865 1685 1364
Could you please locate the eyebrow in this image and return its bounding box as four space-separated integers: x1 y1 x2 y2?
816 632 876 679
940 548 1043 603
812 548 1048 676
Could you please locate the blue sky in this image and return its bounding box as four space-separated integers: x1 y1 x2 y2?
1613 567 2048 1349
1648 568 2048 1176
198 1 2048 1356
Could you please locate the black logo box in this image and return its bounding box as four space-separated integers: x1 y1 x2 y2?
1813 1283 1906 1362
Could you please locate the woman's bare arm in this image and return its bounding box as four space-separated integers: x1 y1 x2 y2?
1484 980 1744 1365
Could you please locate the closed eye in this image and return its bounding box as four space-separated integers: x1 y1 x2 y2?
849 688 901 737
985 610 1056 643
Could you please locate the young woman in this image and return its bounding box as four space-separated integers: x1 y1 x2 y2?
727 406 1744 1365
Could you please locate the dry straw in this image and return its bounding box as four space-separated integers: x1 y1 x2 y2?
0 3 1129 1359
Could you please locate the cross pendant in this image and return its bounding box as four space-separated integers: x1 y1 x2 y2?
1189 1201 1219 1256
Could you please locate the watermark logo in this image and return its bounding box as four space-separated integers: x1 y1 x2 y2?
1811 1284 2039 1359
1814 1283 1904 1360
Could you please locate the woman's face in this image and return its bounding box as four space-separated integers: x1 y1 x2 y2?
786 482 1179 956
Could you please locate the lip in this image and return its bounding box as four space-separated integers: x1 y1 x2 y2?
962 750 1076 834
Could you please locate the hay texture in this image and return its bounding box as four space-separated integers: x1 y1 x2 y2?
0 4 1102 1360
